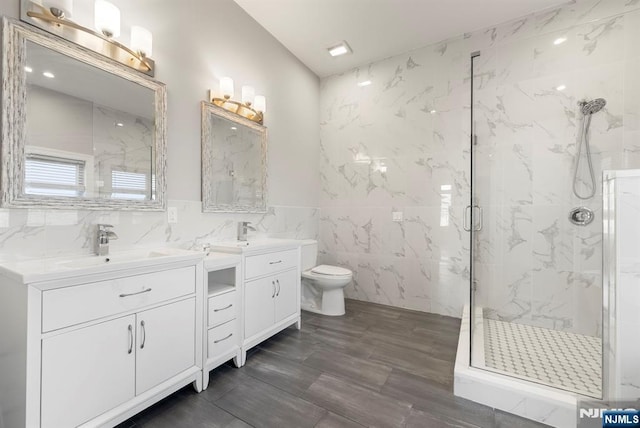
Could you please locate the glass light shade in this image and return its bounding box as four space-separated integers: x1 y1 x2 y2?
44 0 73 18
131 26 153 57
95 0 120 38
254 95 266 113
220 77 234 99
242 85 255 105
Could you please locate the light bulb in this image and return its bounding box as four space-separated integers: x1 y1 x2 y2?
95 0 120 38
254 95 266 113
242 85 255 106
131 26 153 57
220 77 234 99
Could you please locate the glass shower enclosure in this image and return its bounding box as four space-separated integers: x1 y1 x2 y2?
468 9 640 399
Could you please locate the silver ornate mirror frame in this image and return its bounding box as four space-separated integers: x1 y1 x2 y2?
201 101 268 213
1 18 167 211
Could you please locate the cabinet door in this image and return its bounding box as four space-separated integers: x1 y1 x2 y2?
274 269 299 323
244 276 276 338
41 315 136 428
135 298 196 394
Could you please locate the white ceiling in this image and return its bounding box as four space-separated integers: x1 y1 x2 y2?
234 0 572 77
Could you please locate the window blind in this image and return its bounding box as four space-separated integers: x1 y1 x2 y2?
25 154 86 197
111 170 148 200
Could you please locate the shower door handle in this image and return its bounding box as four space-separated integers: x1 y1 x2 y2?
463 206 472 232
473 206 483 231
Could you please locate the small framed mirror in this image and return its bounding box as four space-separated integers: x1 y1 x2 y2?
1 18 167 210
201 101 267 213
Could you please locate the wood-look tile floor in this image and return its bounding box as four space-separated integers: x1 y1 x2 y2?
119 299 550 428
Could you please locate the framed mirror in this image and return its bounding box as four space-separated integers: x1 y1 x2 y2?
1 18 167 210
201 101 267 213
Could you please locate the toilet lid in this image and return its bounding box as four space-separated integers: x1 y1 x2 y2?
311 264 351 276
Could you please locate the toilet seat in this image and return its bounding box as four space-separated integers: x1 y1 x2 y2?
310 264 351 276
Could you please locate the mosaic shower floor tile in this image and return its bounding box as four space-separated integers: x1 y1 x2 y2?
483 318 602 398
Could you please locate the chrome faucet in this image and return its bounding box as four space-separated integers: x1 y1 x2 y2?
237 221 256 242
96 224 118 256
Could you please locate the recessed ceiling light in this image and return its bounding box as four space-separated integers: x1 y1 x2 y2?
43 71 55 78
357 80 371 87
25 66 33 73
430 109 437 114
556 84 566 91
231 126 237 130
328 41 351 57
553 37 567 45
115 122 124 127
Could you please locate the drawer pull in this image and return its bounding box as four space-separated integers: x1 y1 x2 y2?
214 304 233 312
127 325 133 354
140 320 146 349
269 260 282 265
119 288 152 298
276 279 281 296
214 333 233 344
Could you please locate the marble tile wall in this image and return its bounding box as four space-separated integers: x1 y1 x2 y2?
319 0 640 326
0 203 318 262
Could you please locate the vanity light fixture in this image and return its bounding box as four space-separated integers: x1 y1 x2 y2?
43 71 55 78
328 41 352 57
23 0 156 76
209 78 266 125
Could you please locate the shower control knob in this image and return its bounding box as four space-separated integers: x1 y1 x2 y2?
569 207 594 226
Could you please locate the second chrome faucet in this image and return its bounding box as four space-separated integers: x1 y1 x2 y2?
237 221 256 242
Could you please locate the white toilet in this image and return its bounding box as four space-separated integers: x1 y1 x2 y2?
300 239 352 316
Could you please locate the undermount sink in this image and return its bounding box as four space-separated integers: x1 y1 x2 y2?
58 250 172 269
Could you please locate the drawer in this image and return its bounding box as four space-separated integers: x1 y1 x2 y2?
245 249 298 279
207 320 237 358
42 266 196 332
208 290 237 328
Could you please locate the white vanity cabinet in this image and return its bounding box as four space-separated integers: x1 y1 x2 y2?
245 268 299 338
0 251 204 428
211 240 301 364
202 253 243 390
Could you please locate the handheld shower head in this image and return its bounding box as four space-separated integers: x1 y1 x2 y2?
580 98 606 115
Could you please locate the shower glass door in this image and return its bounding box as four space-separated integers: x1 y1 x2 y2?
466 13 631 398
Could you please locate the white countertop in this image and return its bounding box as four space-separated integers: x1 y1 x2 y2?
210 238 302 255
0 247 204 284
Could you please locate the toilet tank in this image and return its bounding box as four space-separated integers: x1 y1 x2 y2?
300 240 318 271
